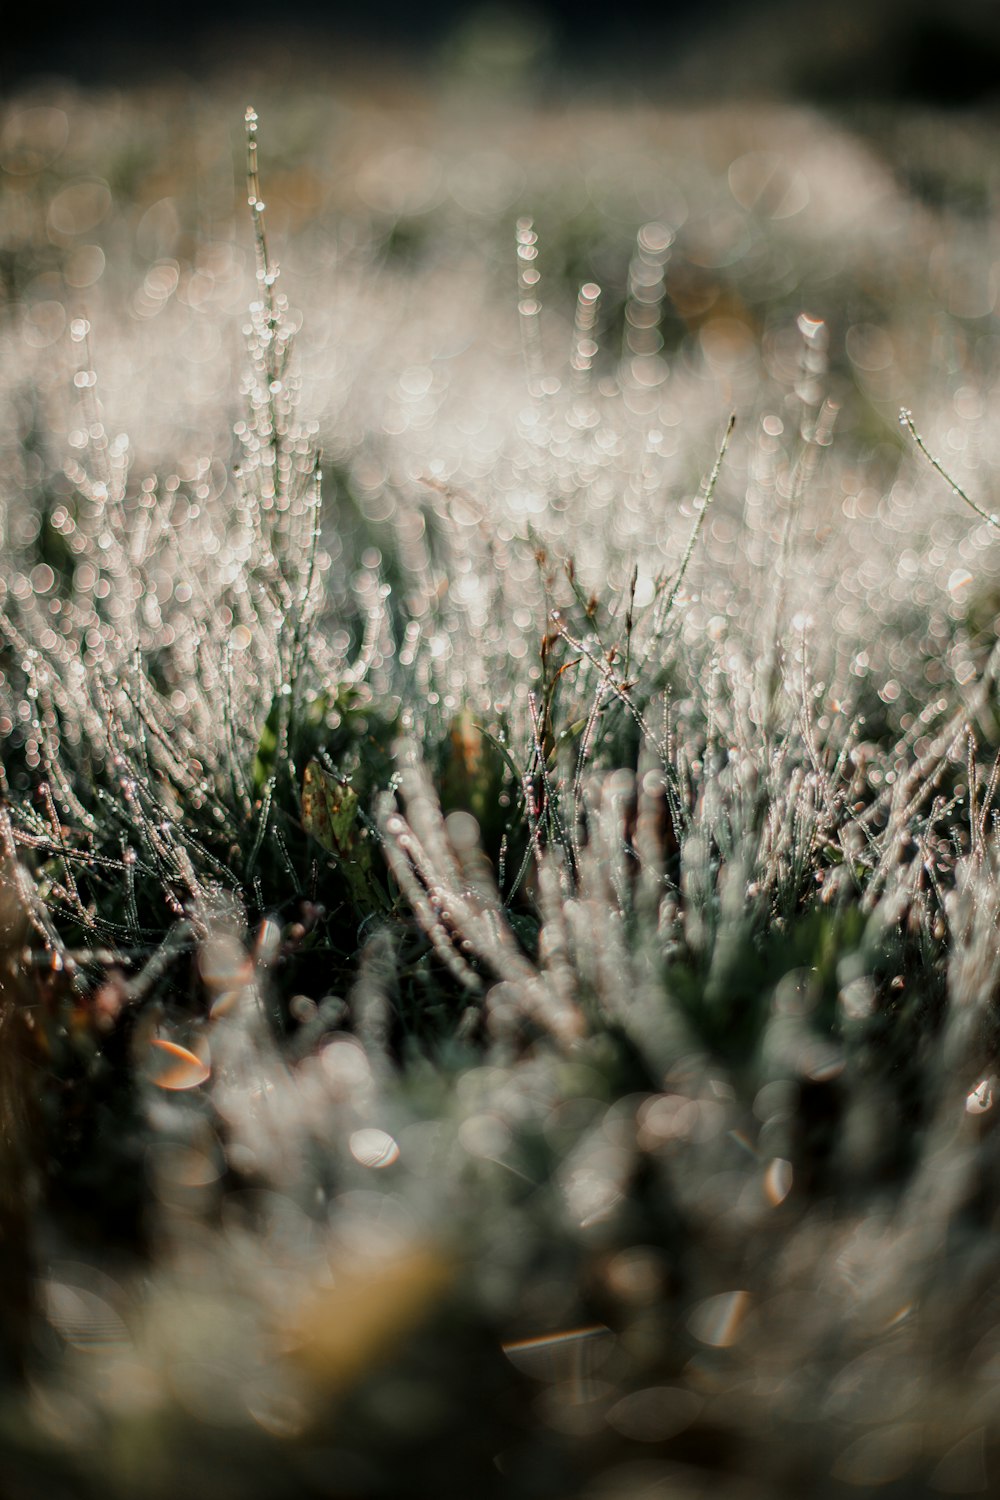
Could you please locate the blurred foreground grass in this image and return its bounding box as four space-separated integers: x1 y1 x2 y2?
3 73 1000 1498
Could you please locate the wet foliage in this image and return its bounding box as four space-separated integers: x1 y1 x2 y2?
2 78 1000 1499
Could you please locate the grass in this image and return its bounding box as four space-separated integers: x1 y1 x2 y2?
3 74 1000 1497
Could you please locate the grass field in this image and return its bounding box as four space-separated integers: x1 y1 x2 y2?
3 73 1000 1497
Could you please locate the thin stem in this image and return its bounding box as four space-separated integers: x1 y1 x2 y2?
643 413 736 667
900 407 1000 532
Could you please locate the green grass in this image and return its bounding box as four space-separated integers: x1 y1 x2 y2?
2 78 1000 1498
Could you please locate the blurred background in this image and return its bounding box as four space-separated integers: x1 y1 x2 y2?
6 0 1000 106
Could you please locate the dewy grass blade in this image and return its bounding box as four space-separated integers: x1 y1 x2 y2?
643 412 736 666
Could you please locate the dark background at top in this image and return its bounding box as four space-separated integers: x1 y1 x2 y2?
6 0 1000 104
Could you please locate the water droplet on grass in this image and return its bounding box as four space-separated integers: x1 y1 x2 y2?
148 1038 211 1091
967 1077 994 1114
688 1289 750 1347
349 1129 400 1169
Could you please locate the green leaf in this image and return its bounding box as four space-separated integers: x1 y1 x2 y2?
301 759 381 908
252 693 282 797
302 759 360 854
437 710 509 850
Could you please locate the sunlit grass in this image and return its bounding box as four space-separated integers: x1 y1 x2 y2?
3 76 1000 1497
